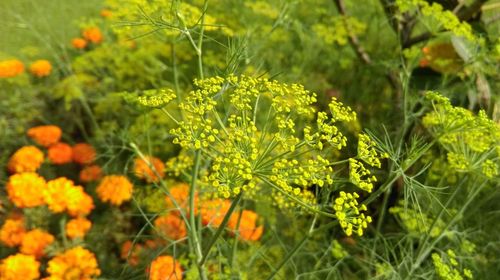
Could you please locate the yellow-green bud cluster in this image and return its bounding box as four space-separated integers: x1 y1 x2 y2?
166 150 194 177
432 250 473 280
349 158 377 193
171 116 219 150
389 203 446 238
333 191 372 236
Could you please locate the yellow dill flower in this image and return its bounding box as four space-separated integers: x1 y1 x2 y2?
66 217 92 239
148 255 183 280
29 59 52 77
432 250 473 280
349 158 377 193
6 172 46 208
96 175 133 206
46 246 101 279
7 146 44 174
333 191 372 236
0 59 24 78
134 156 165 183
20 229 55 259
357 133 387 168
27 125 62 147
0 253 40 280
481 159 498 179
0 217 26 247
389 202 447 237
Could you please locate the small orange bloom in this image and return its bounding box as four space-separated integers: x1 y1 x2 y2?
48 142 73 165
120 241 142 266
72 143 96 165
419 58 429 68
0 217 26 247
66 217 92 239
7 146 44 174
154 213 187 241
46 246 101 279
27 125 62 147
422 46 430 54
229 210 264 241
96 175 133 206
100 9 112 18
0 59 24 78
29 59 52 77
148 255 183 280
6 172 46 208
199 199 233 227
82 27 103 44
72 38 87 49
20 229 55 259
0 253 40 280
79 165 103 183
134 156 165 183
164 183 198 215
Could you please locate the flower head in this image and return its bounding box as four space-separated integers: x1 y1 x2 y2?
6 172 46 208
0 217 26 247
46 246 101 279
27 125 62 147
333 191 372 236
229 210 264 241
72 143 96 165
79 165 103 183
82 27 103 44
20 229 55 259
66 217 92 239
0 254 40 280
7 146 44 173
100 9 112 18
72 38 87 49
120 241 142 266
0 59 24 78
148 255 183 280
164 183 197 215
44 177 94 216
29 59 52 77
134 156 165 183
96 175 133 206
200 199 233 227
154 213 187 241
48 142 73 165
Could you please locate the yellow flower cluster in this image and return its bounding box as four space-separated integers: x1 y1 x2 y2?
44 177 94 217
357 133 387 168
6 173 46 208
46 246 101 279
313 16 366 46
389 203 446 238
432 250 473 280
333 191 372 236
96 175 134 206
349 158 377 193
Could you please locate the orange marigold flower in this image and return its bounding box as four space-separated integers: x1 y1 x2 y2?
0 253 40 280
71 38 87 49
200 199 233 227
7 146 44 173
0 217 26 247
44 177 94 216
72 143 96 165
148 255 183 280
0 59 24 78
154 213 187 241
82 27 103 44
27 125 62 147
229 210 264 242
100 9 112 18
419 58 429 68
96 175 133 206
66 217 92 239
134 156 165 183
20 229 55 259
6 172 46 208
79 165 103 183
164 183 198 215
120 240 142 266
46 246 101 279
29 59 52 77
48 142 73 165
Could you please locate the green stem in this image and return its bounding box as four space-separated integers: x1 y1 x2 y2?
199 192 243 266
189 150 208 280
